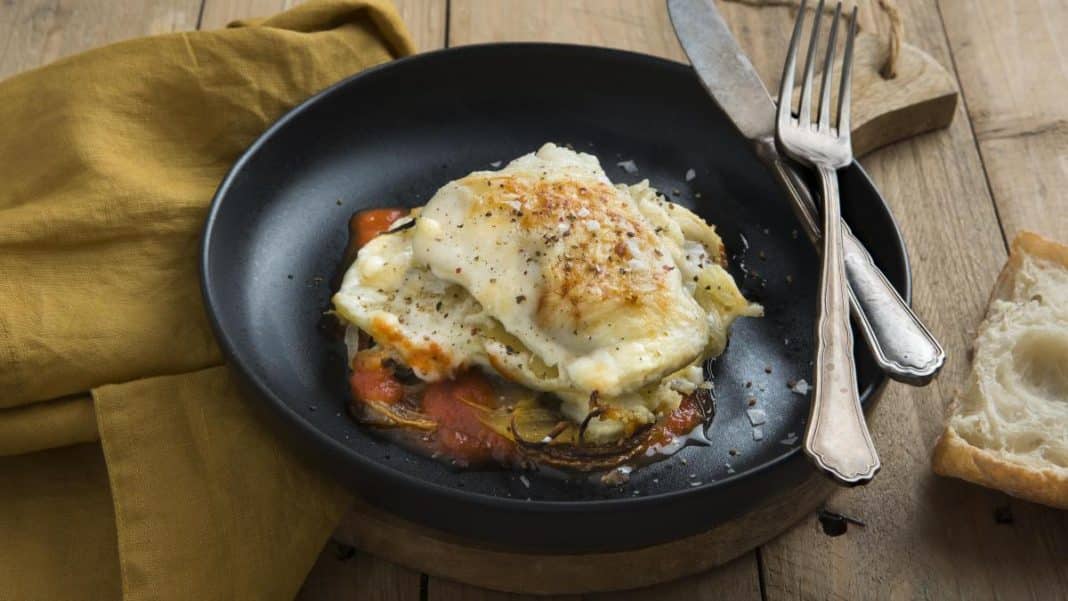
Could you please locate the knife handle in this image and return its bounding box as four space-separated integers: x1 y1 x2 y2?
766 154 945 386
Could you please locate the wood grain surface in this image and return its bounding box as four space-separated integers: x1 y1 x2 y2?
4 0 1065 600
939 0 1068 243
0 0 200 77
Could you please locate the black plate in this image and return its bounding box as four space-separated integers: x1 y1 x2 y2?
201 43 909 552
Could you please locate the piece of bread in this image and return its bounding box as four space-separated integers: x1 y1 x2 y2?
932 231 1068 509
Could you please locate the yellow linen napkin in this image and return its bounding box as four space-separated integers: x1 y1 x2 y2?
0 1 415 598
0 395 98 456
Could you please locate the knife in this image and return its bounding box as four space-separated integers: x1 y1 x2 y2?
668 0 944 385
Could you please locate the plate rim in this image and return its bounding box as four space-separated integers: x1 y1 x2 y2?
200 41 912 513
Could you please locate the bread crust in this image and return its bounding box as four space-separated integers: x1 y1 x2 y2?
990 231 1068 304
932 427 1068 509
931 230 1068 510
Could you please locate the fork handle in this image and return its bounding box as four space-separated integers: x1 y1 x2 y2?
770 156 945 385
805 165 880 485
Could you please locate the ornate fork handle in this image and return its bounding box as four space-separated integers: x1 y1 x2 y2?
805 166 879 484
771 157 945 385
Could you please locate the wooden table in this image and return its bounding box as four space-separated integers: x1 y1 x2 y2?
5 1 1065 599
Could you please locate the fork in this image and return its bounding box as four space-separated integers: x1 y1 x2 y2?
777 0 879 485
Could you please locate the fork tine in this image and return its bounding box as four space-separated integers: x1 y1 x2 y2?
778 0 808 128
837 5 858 138
817 3 842 131
798 0 825 128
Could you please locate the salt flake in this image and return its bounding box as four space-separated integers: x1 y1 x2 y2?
790 379 811 395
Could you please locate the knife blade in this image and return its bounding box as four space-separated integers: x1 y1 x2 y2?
667 0 776 142
668 0 945 385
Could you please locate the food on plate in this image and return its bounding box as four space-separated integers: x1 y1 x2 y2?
332 143 761 471
932 232 1068 509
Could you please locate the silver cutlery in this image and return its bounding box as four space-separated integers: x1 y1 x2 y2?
668 0 945 386
777 0 878 484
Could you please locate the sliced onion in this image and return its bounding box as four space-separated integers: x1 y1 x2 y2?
353 399 437 431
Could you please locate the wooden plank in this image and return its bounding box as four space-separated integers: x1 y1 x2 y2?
0 0 201 79
427 552 761 601
296 538 424 601
714 1 1068 599
198 0 446 53
939 0 1068 242
438 2 762 600
448 0 686 60
198 0 299 30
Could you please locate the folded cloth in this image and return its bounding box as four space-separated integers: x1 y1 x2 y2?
0 1 415 598
0 395 98 456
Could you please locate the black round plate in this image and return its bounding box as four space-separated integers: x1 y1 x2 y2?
201 43 909 552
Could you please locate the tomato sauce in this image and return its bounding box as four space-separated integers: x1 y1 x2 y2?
420 371 516 465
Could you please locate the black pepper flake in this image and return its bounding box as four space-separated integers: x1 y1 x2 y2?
287 274 293 280
764 365 772 374
333 541 357 561
994 504 1014 525
728 448 738 456
435 301 443 312
747 398 757 406
455 267 462 274
515 295 527 304
817 509 865 537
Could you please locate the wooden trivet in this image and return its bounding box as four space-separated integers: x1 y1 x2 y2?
335 472 836 595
